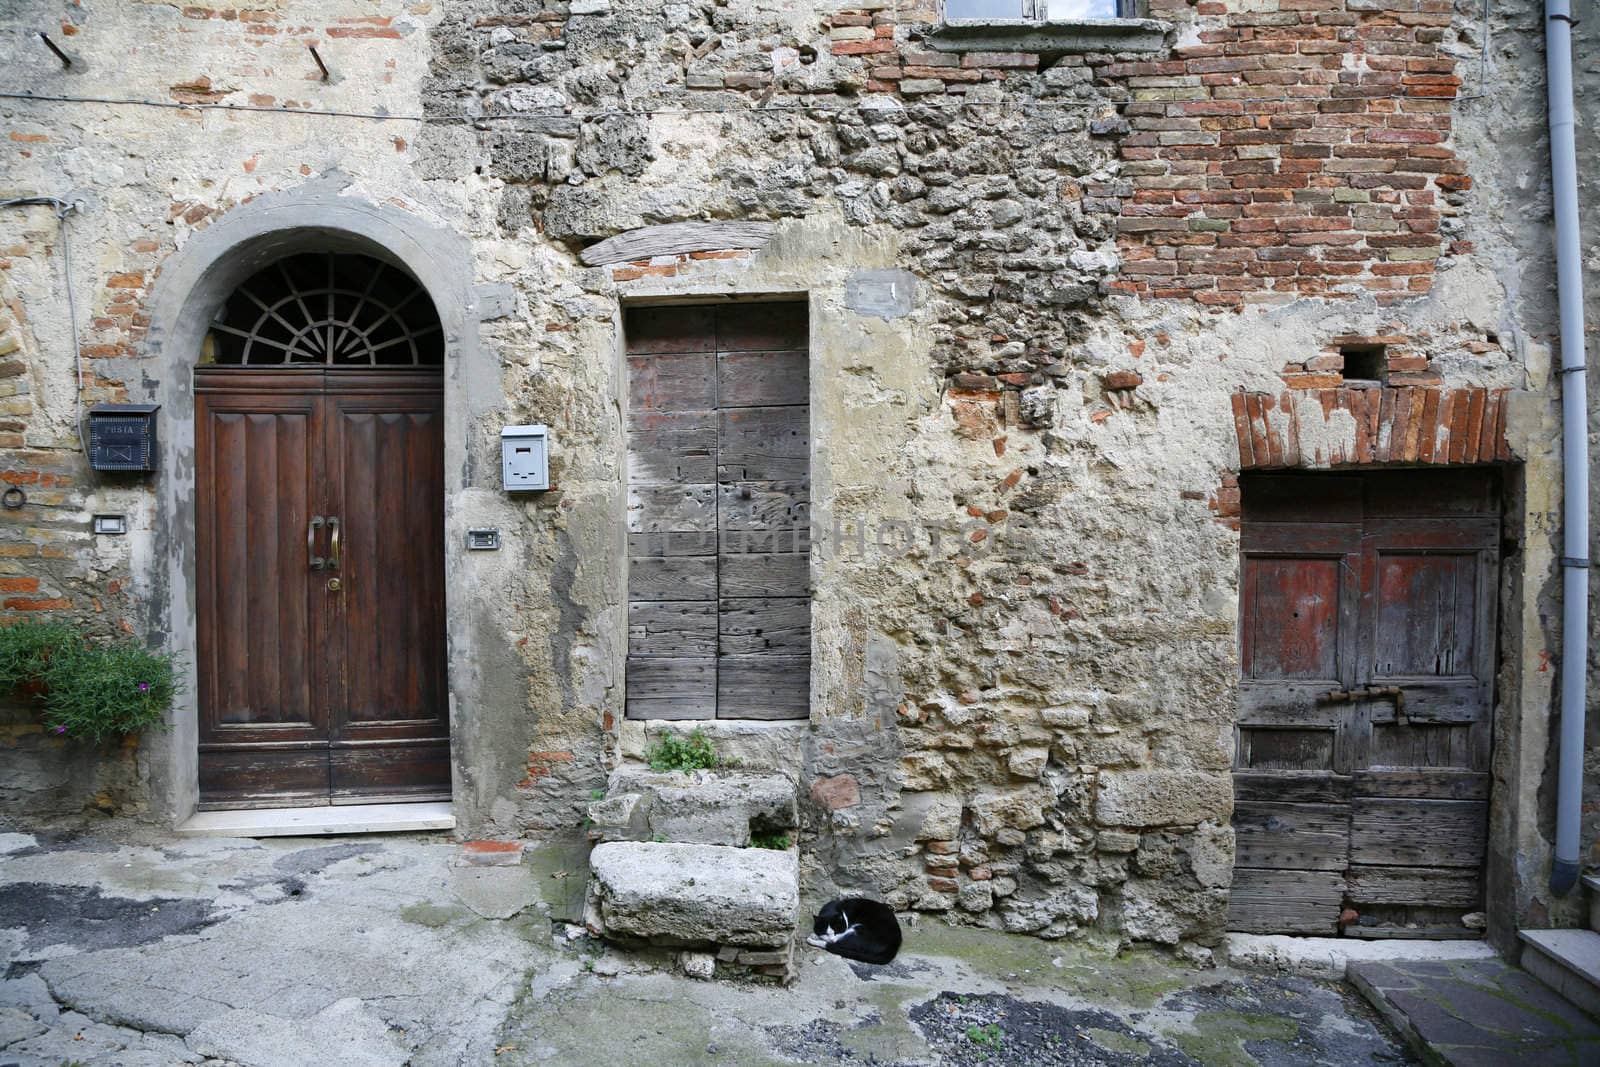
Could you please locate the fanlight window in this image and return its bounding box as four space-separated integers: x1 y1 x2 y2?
207 252 443 367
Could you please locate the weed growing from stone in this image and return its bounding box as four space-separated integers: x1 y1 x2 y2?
0 620 177 743
645 728 722 772
966 1023 1004 1051
748 831 791 850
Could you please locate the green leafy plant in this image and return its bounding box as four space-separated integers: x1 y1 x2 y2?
966 1023 1004 1051
0 620 75 689
645 728 722 773
0 620 177 743
748 831 791 850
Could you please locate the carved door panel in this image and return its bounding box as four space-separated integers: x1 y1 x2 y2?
196 368 448 808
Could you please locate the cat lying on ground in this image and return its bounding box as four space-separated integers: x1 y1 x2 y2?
805 897 902 965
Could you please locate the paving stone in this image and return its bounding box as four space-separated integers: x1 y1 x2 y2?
0 1003 45 1047
1440 981 1583 1038
459 839 526 866
449 866 537 920
0 832 37 855
187 997 408 1067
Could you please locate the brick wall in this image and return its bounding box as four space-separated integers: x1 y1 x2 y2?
1106 0 1468 308
635 0 1470 314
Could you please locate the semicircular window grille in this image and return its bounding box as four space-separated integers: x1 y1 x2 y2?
207 252 443 367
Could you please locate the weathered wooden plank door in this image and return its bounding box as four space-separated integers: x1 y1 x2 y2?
196 368 449 807
1230 469 1498 937
624 303 811 720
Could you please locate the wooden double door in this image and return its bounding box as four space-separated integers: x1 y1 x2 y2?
1230 469 1499 937
196 368 449 807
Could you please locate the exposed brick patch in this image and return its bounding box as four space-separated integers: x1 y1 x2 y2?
809 773 860 811
1103 0 1467 308
2 597 71 612
519 749 577 787
609 249 754 283
459 839 526 866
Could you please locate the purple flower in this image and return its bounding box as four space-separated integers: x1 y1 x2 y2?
55 726 65 734
138 683 149 692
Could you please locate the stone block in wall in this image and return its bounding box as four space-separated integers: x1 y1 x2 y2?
1093 770 1232 829
1120 880 1228 947
586 792 647 843
999 885 1098 935
967 786 1051 837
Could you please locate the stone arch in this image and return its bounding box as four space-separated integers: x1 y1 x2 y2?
139 178 481 824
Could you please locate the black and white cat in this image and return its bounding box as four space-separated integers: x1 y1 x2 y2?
805 897 902 965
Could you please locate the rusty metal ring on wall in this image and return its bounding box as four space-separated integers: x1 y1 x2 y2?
1 486 23 510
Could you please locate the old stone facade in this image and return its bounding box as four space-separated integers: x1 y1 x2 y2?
0 0 1595 955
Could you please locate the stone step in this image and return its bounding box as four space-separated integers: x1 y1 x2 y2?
1519 928 1600 1019
1584 875 1600 934
586 768 796 848
585 840 800 980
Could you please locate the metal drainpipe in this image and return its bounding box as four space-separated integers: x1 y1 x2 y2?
1546 0 1589 897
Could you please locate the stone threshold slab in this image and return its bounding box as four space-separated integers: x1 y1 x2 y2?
1226 933 1496 979
176 801 455 838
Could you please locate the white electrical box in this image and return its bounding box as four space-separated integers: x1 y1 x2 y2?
501 425 549 491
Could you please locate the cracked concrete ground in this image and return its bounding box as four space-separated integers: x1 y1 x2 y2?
0 821 1413 1066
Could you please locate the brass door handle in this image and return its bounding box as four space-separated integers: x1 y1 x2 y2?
327 517 340 571
308 516 325 571
327 577 342 592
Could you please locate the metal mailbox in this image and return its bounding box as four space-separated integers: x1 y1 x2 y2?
501 424 549 491
88 404 159 472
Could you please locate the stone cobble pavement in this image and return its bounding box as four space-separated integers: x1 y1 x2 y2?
0 820 1416 1066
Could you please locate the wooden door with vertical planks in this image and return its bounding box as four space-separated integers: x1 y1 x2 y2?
623 302 811 720
1230 469 1499 937
196 368 448 807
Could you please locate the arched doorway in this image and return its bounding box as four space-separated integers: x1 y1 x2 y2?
194 251 449 808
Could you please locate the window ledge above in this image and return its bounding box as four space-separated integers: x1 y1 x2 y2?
926 17 1170 54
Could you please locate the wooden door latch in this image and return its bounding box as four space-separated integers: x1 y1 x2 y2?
1319 685 1407 722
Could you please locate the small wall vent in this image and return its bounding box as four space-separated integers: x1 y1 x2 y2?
1340 344 1386 384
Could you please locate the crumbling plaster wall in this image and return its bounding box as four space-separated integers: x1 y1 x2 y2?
0 0 1584 950
408 0 1570 949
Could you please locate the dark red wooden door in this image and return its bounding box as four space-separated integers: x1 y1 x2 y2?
196 367 449 808
1230 470 1498 937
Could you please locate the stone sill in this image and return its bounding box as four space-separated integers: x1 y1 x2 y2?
926 17 1170 54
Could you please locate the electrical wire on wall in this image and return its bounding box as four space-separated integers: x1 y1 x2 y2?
0 195 86 456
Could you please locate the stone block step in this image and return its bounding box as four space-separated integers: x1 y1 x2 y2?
586 841 799 979
1584 875 1600 934
1519 928 1600 1019
1350 956 1600 1065
587 769 796 847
